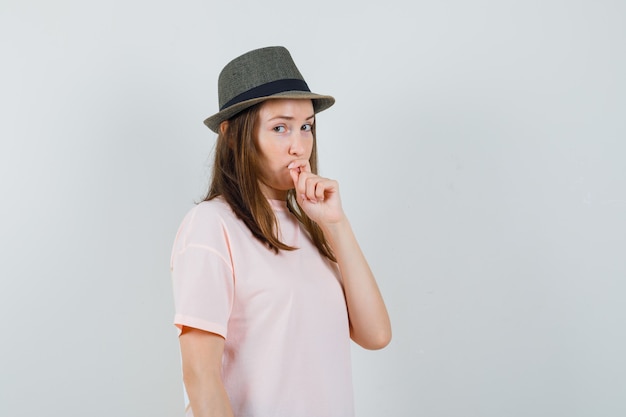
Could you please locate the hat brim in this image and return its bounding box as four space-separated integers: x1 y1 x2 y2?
203 90 335 133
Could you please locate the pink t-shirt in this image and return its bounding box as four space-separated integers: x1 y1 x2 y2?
170 197 354 417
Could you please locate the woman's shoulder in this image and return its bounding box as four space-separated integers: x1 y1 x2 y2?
193 196 234 218
173 197 238 246
181 197 238 230
170 197 240 268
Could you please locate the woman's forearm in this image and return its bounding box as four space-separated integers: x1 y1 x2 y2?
183 369 233 417
180 327 234 417
321 218 392 350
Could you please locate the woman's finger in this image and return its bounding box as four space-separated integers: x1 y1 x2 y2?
304 176 321 202
287 159 312 173
302 175 338 204
289 166 300 189
315 180 326 201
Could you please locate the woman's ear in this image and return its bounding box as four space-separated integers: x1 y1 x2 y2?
219 121 229 134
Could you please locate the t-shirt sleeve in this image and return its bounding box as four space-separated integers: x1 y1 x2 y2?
170 207 234 339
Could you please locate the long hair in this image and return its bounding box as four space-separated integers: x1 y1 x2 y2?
204 103 336 262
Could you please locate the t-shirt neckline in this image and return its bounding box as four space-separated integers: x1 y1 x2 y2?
268 199 288 212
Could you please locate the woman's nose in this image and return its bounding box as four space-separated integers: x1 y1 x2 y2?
289 133 306 155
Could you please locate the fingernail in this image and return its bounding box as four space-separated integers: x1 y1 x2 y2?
288 162 295 169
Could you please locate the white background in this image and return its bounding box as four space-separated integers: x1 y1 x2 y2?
1 1 625 416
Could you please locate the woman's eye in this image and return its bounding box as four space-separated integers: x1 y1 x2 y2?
301 124 313 132
273 126 286 133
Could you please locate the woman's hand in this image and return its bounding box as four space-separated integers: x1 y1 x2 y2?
288 159 345 225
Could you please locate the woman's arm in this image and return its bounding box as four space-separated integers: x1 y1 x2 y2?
179 327 234 417
321 218 392 349
289 161 392 350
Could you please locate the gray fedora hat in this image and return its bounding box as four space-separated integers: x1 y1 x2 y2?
204 46 335 133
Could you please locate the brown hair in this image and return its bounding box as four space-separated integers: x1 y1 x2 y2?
204 102 336 262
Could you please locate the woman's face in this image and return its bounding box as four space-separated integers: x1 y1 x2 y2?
255 99 315 199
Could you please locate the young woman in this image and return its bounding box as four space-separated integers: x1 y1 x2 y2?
171 46 391 417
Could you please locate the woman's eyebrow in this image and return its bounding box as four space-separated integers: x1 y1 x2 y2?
268 114 315 122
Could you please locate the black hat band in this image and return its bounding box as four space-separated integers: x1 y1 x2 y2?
220 78 311 111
